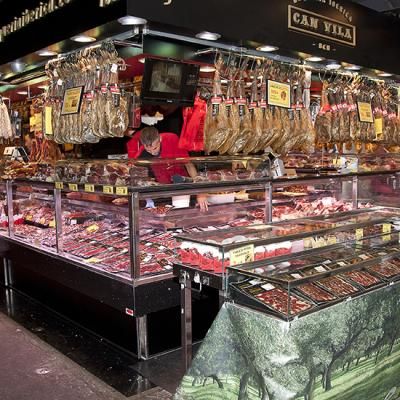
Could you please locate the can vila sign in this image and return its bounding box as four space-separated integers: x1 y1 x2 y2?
288 4 356 47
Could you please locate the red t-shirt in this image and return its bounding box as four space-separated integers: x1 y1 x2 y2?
127 132 189 184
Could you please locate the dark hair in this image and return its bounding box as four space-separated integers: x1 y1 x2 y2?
140 127 160 146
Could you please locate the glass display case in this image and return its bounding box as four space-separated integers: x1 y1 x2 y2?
0 156 272 283
174 208 400 285
228 220 400 321
0 181 8 235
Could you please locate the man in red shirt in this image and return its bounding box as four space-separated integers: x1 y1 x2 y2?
127 127 208 210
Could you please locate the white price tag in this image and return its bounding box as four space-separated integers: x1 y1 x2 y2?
291 273 302 279
261 283 275 291
314 265 327 273
57 79 63 86
111 63 118 73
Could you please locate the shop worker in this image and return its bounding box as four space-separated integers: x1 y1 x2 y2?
128 127 208 211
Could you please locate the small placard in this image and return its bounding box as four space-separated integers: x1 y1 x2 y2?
356 228 364 240
55 182 64 190
357 101 374 123
116 186 128 196
268 80 291 108
44 106 53 135
68 183 78 191
261 283 275 291
230 244 255 266
291 273 303 279
61 86 84 115
103 185 114 195
84 184 95 193
314 265 327 273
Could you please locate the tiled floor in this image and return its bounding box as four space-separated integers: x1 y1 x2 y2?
0 285 186 399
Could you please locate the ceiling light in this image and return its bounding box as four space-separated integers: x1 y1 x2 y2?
17 90 28 95
38 85 48 90
37 49 58 57
71 35 96 43
377 72 393 77
200 66 216 73
118 15 147 25
10 61 26 73
326 62 341 70
345 64 361 71
195 31 221 41
305 56 325 62
256 45 279 52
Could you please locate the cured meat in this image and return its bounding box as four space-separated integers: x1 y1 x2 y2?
255 287 312 316
297 283 337 303
343 270 381 288
315 81 332 143
316 276 359 297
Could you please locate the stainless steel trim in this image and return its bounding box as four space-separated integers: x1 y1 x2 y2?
136 315 149 360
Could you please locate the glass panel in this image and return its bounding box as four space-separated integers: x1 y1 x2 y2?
60 190 131 280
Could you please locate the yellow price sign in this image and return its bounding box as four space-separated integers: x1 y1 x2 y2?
383 223 392 242
84 184 95 193
357 101 374 123
229 244 254 266
327 236 337 245
68 183 78 191
55 182 64 190
116 186 128 196
103 185 114 195
356 229 364 240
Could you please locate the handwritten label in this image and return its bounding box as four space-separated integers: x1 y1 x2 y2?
230 244 254 266
314 265 327 273
103 186 114 195
356 228 364 240
55 182 64 190
383 223 392 241
116 186 128 196
68 183 78 191
84 184 95 193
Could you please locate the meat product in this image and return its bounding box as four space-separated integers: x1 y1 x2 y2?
343 270 381 287
368 262 400 278
255 287 312 316
315 81 332 143
0 100 13 140
316 276 359 297
204 57 229 153
297 283 337 303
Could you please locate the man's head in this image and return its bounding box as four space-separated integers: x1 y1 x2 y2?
140 127 161 156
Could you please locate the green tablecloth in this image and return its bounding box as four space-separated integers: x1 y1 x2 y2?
175 283 400 400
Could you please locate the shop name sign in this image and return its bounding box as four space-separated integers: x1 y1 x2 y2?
288 5 356 47
0 0 118 43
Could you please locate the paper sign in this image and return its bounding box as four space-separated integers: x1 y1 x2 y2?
55 182 63 190
61 86 84 115
116 186 128 196
374 117 383 134
268 80 291 108
84 184 95 193
230 244 254 266
357 101 374 123
44 106 53 135
356 229 364 240
103 185 114 195
383 223 392 241
29 116 36 132
68 183 78 191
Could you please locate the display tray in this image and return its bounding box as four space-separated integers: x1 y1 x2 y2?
229 279 314 319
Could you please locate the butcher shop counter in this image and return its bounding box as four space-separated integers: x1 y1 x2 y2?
1 157 399 359
0 156 274 358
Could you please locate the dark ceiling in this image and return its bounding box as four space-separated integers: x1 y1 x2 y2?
350 0 400 15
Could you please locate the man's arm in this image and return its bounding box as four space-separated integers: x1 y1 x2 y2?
184 162 208 211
